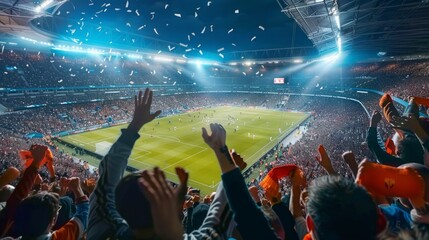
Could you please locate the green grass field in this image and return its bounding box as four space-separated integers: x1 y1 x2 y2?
61 106 309 194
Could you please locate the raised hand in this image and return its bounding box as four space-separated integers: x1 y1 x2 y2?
29 144 48 168
342 151 358 178
174 167 189 214
128 88 162 132
370 110 382 127
290 168 307 188
202 123 227 150
316 145 336 175
68 177 85 198
202 123 236 173
139 167 183 239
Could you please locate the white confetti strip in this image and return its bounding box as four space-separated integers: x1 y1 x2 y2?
138 25 146 30
219 53 224 58
217 47 224 52
235 9 239 14
185 48 192 52
201 26 206 34
207 1 211 6
125 1 129 8
179 43 188 47
251 36 256 41
153 28 159 35
135 10 140 16
210 25 214 32
258 25 265 31
199 50 203 55
195 12 198 18
165 4 168 9
228 28 234 34
197 44 201 48
174 13 181 17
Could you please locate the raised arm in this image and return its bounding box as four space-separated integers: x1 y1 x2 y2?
87 88 161 239
315 145 336 175
202 123 280 240
367 111 403 167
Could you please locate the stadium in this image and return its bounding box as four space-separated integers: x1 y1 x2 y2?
0 0 429 239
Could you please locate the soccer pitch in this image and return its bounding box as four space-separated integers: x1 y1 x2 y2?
61 106 309 194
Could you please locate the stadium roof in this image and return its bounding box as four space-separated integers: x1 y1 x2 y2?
1 0 429 60
279 0 429 57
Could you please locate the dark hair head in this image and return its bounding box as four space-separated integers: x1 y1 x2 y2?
13 191 60 238
397 136 424 164
115 172 153 230
307 175 377 240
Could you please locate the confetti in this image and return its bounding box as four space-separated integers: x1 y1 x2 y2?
135 10 140 16
251 36 256 41
174 13 182 17
231 43 236 46
129 81 134 84
235 9 239 14
219 53 224 58
191 32 196 36
197 44 201 48
228 28 234 34
242 72 246 76
258 25 265 31
165 4 169 9
100 69 104 73
168 45 176 51
210 25 214 32
125 1 129 8
129 70 134 76
173 81 176 85
195 12 198 18
207 1 211 6
196 7 201 10
115 8 121 11
201 26 206 34
150 12 155 20
180 43 188 47
126 22 131 27
187 35 191 41
153 28 159 35
138 25 146 30
199 50 203 55
177 70 182 74
255 71 260 75
58 79 63 83
115 28 121 32
217 47 224 52
185 49 192 52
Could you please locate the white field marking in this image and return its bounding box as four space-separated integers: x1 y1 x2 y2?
138 133 206 149
161 148 208 170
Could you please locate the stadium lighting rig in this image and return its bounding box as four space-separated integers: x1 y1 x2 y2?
35 0 54 13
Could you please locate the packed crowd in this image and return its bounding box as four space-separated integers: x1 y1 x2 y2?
1 86 429 239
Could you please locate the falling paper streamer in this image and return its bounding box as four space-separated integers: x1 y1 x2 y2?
207 1 212 6
135 10 140 16
256 71 260 75
251 36 256 41
157 50 162 54
180 43 188 47
168 46 176 51
258 26 265 31
201 26 206 34
217 47 224 52
153 28 159 35
195 12 198 18
197 44 201 48
174 13 182 17
165 4 168 9
126 22 131 27
228 28 234 34
177 70 182 74
188 35 191 41
129 70 134 76
129 81 134 84
173 81 176 85
191 32 196 36
150 12 155 20
219 53 224 58
138 25 146 30
185 49 192 52
231 43 236 46
125 1 129 8
242 72 246 76
210 25 214 32
235 9 239 14
58 79 63 83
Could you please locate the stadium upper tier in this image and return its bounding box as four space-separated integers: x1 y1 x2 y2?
0 50 429 93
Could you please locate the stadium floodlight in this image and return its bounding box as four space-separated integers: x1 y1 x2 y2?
153 56 174 62
35 0 54 13
337 37 342 53
293 59 303 63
